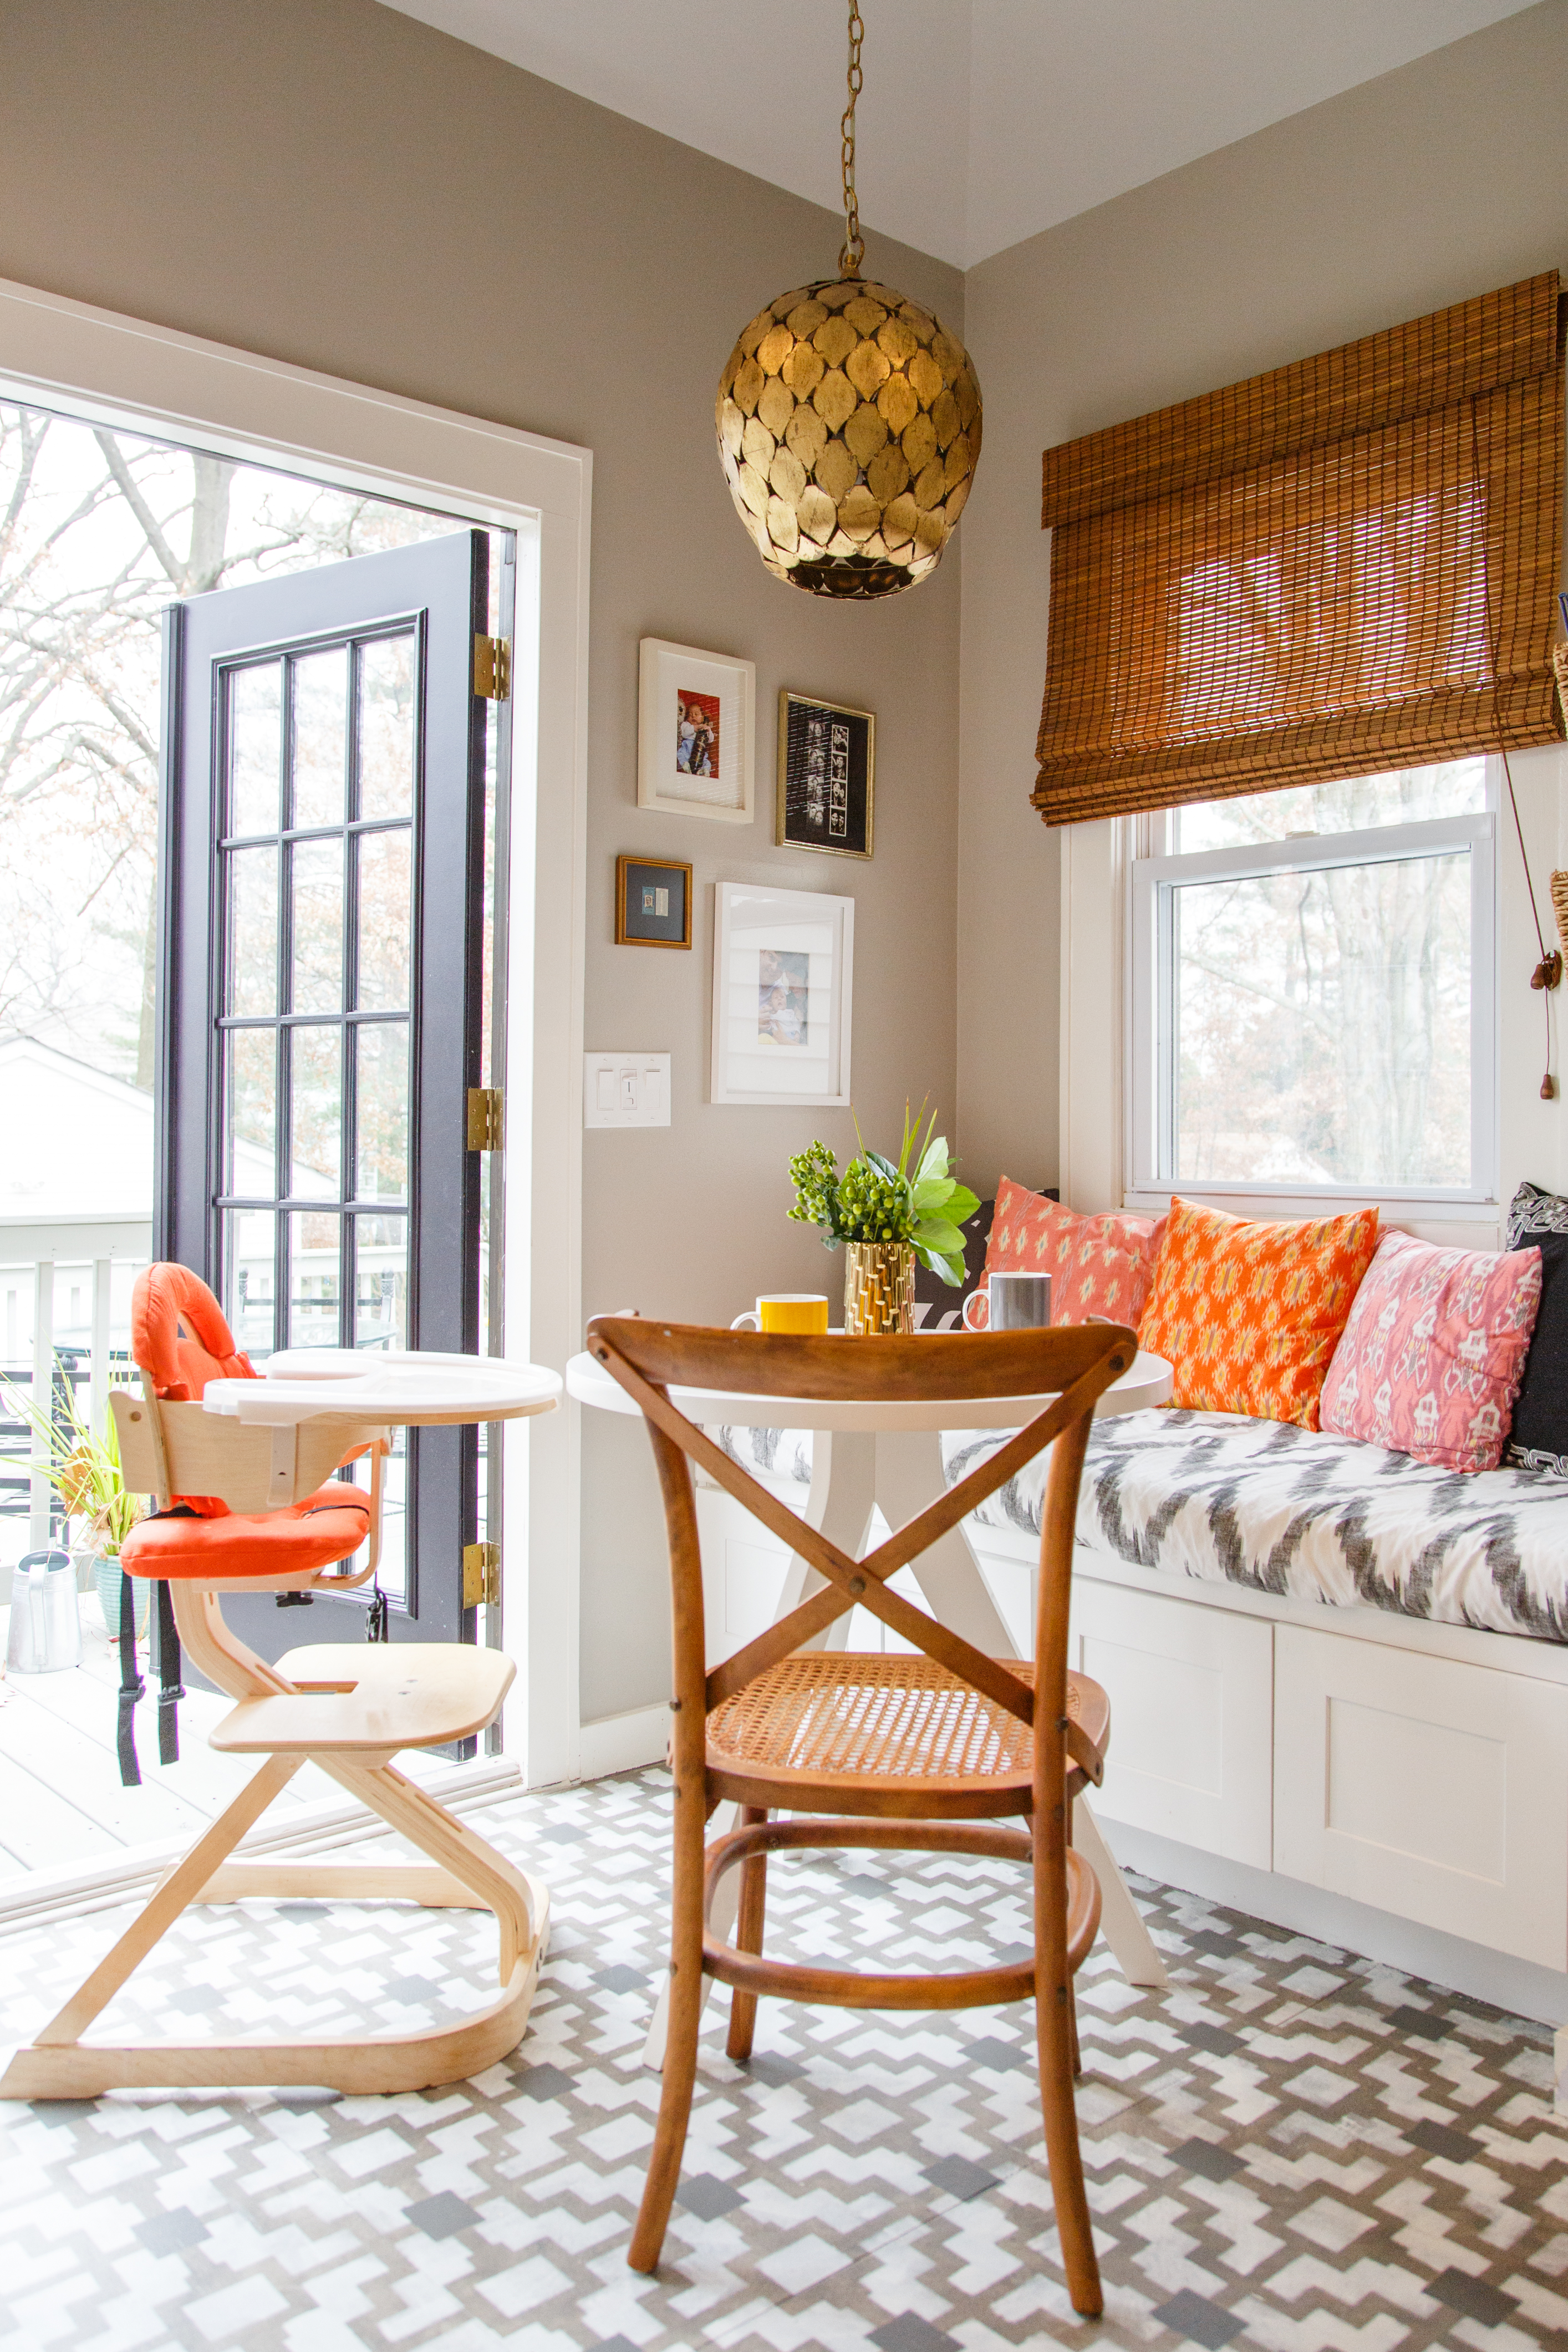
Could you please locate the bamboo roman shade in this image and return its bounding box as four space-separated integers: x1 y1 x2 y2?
1033 272 1566 827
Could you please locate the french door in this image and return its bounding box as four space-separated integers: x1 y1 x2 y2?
157 530 502 1656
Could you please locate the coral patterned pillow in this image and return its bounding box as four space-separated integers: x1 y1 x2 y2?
1320 1228 1542 1470
963 1176 1164 1330
1137 1197 1380 1429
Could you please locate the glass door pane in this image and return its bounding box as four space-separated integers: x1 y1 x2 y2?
175 532 489 1654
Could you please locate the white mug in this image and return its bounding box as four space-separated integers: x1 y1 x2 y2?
962 1271 1052 1332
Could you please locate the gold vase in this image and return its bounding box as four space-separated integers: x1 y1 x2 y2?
843 1241 915 1336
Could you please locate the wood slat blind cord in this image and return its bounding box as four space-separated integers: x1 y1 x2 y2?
1469 388 1562 1103
1034 273 1567 827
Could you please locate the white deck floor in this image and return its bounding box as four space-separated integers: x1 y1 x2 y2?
0 1592 471 1886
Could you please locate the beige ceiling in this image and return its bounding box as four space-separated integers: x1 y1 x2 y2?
376 0 1538 268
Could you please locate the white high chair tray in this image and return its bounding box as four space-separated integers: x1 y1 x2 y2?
202 1348 562 1429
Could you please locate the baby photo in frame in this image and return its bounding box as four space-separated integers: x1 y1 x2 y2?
710 879 853 1104
638 638 755 823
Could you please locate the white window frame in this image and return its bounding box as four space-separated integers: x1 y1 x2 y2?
1126 772 1498 1213
0 274 592 1790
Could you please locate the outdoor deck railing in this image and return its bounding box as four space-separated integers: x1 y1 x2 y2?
0 1214 154 1551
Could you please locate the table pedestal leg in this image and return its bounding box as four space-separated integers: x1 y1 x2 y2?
640 1421 1167 2070
873 1428 1016 1652
875 1430 1167 1994
1073 1796 1167 1989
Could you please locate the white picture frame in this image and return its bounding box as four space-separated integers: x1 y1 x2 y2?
638 637 755 822
710 880 854 1106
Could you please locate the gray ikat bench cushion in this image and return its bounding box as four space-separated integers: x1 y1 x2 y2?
944 1407 1568 1645
709 1409 1568 1644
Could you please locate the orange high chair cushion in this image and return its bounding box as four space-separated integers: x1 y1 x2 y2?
121 1486 371 1582
128 1262 374 1535
132 1262 255 1402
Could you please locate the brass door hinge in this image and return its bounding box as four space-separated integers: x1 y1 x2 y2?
474 634 512 701
462 1541 501 1609
466 1086 505 1150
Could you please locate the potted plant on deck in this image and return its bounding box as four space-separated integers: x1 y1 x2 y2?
787 1105 980 1335
3 1377 145 1641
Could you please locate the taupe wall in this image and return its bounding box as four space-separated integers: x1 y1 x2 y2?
0 0 964 1723
956 0 1568 1202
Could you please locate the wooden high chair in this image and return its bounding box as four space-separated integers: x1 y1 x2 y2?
590 1314 1132 2319
0 1264 549 2101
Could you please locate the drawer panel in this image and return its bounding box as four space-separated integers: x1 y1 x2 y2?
1273 1625 1568 1969
1071 1581 1273 1866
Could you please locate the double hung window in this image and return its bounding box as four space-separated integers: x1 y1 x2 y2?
1127 758 1496 1204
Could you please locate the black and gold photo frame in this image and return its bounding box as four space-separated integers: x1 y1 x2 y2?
777 690 874 860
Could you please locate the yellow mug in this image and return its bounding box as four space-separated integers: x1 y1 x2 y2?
731 1292 830 1335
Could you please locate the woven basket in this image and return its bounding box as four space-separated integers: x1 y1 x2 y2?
843 1241 915 1337
1553 641 1568 734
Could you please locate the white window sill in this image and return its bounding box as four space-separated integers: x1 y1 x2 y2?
1123 1188 1501 1228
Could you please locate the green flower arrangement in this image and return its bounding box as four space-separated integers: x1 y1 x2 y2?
2 1374 143 1559
787 1104 980 1287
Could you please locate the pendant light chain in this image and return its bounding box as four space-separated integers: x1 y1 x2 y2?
838 2 866 279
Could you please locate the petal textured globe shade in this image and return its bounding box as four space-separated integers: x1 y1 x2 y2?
716 278 982 600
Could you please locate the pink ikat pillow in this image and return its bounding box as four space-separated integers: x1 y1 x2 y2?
1318 1227 1542 1471
964 1176 1165 1331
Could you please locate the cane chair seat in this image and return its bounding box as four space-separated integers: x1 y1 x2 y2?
706 1656 1108 1818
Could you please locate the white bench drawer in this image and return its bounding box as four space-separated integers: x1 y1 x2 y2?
1273 1625 1568 1969
1071 1582 1273 1866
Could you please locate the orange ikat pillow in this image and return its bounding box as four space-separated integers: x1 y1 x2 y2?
1137 1196 1380 1429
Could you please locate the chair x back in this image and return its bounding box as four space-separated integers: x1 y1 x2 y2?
589 1314 1134 2318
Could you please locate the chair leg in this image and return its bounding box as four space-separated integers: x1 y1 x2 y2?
1035 1803 1102 2320
628 1766 707 2273
1037 1976 1101 2315
725 1806 769 2063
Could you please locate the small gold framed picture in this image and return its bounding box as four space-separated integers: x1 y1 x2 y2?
777 689 874 859
615 854 692 949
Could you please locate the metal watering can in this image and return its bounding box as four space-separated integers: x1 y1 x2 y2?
6 1549 82 1674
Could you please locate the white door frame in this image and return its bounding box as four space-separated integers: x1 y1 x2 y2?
0 276 589 1790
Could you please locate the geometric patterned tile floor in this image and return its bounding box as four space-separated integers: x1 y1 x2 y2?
2 1768 1566 2351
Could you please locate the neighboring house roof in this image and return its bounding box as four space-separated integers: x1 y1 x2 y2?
0 1036 156 1219
0 1036 278 1224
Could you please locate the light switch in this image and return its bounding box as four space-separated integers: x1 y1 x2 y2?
584 1051 671 1128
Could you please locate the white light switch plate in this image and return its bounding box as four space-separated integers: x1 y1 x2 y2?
583 1052 671 1128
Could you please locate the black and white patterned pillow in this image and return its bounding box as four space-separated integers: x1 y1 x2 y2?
1506 1179 1568 1248
1504 1182 1568 1474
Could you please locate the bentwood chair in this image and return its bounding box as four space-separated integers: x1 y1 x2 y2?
588 1314 1132 2319
0 1264 548 2102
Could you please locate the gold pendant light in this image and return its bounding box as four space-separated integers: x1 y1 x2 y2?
715 3 982 600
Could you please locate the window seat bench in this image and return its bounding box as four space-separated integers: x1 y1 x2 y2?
700 1412 1568 2007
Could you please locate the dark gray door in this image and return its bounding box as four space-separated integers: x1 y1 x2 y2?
157 530 496 1656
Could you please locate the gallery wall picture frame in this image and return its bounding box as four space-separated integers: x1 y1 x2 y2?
616 853 693 949
710 879 854 1106
638 637 756 822
777 689 874 859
